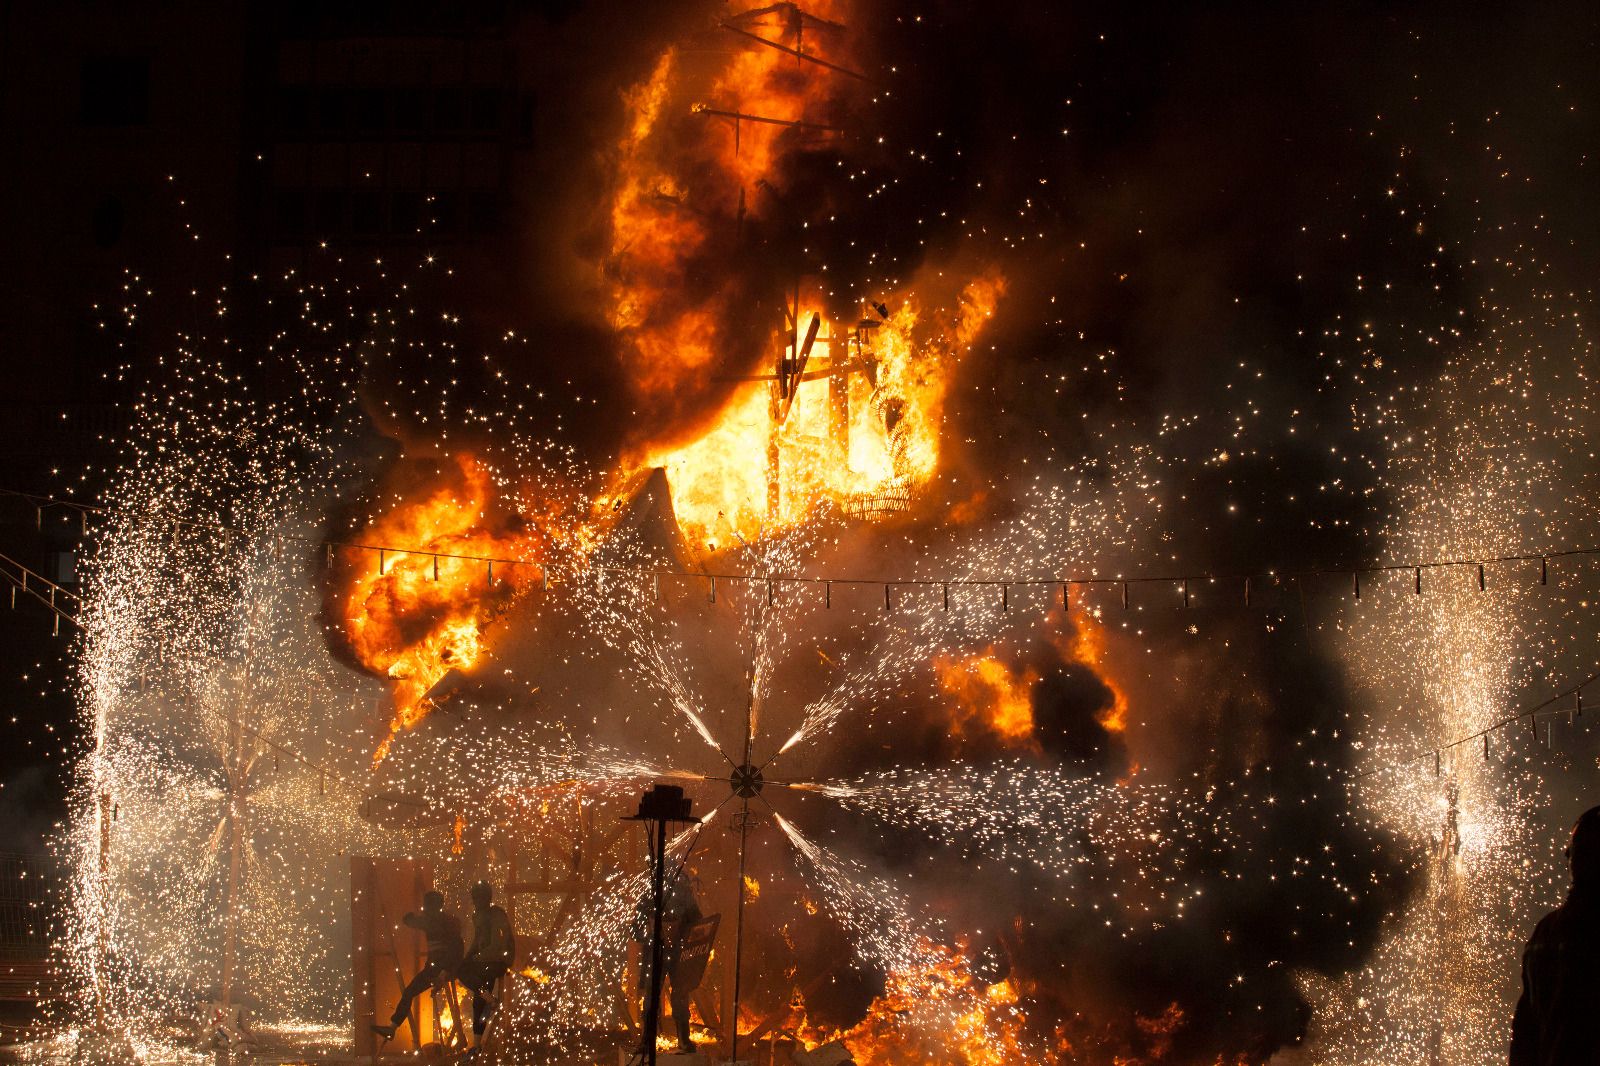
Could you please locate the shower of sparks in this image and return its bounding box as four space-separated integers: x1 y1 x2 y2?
783 467 1160 756
587 572 725 758
807 761 1225 919
372 709 666 814
496 815 717 1057
29 10 1600 1065
1288 173 1600 1061
586 525 824 763
57 308 398 1058
775 812 1040 1063
52 213 1600 1066
774 811 929 975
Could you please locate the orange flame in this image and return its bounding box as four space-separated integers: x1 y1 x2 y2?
786 940 1188 1066
834 940 1030 1066
1058 610 1131 733
934 607 1131 752
936 648 1041 751
336 453 545 759
338 9 1011 761
621 271 1006 549
601 4 1006 549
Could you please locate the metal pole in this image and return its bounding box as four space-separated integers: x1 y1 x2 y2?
220 714 243 1017
95 787 112 1030
731 798 751 1064
731 681 757 1063
641 818 669 1066
220 599 256 1025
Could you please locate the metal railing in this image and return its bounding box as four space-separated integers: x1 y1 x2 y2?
0 853 57 961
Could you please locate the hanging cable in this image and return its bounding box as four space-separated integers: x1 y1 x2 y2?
8 487 1600 614
1348 669 1600 783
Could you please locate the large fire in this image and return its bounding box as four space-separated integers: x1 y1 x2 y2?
335 453 546 759
626 275 1006 548
326 11 1110 1057
340 4 1010 747
599 0 1006 547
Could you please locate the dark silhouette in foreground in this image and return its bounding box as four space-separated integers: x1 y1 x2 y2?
371 889 464 1043
1511 804 1600 1066
458 881 516 1041
632 868 716 1056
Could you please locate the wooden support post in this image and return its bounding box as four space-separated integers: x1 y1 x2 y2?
828 329 850 467
766 380 782 520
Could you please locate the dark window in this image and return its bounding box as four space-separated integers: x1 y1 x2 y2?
315 88 347 132
48 551 77 586
468 190 501 232
80 56 149 126
469 88 500 132
393 87 426 132
427 190 459 234
276 86 313 131
351 188 384 234
274 189 308 236
351 88 386 133
518 91 536 142
390 191 422 235
433 87 463 131
312 188 347 233
90 196 125 248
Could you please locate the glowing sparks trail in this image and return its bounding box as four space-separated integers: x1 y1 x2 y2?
807 761 1223 911
370 710 666 814
493 815 718 1057
783 470 1159 755
64 339 388 1059
1292 183 1600 1061
774 812 927 975
775 814 1040 1064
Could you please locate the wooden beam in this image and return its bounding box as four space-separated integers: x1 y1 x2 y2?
692 104 843 133
719 21 869 81
779 313 823 421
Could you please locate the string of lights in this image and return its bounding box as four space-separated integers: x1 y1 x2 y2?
9 499 1587 797
8 486 1600 611
1346 668 1597 784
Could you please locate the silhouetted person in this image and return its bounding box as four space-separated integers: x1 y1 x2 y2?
631 866 703 1055
457 881 516 1042
1511 804 1600 1066
372 890 464 1043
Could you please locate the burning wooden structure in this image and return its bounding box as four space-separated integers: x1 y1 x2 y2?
333 4 1006 1062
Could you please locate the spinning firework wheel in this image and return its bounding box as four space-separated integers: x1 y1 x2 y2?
560 545 971 1065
